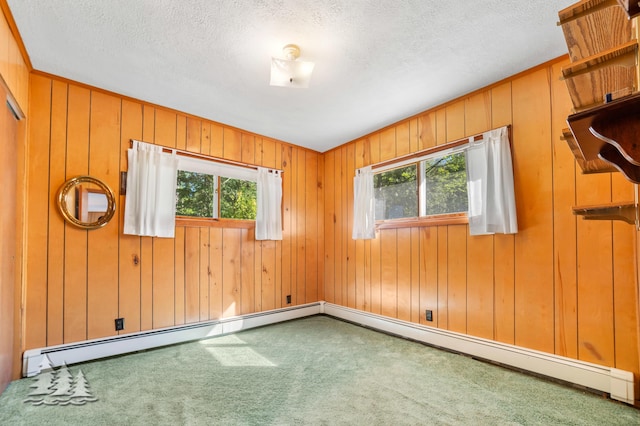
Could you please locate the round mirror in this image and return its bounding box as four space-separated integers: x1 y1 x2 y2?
57 176 116 229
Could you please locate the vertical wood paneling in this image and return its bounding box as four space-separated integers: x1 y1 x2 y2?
296 148 306 303
23 75 324 358
447 225 467 334
551 61 578 358
281 145 293 304
22 59 640 391
341 147 349 305
152 109 177 329
223 229 242 317
396 121 411 157
0 80 18 390
198 228 210 320
420 227 438 326
63 84 90 344
223 128 242 162
512 69 554 353
209 228 223 319
46 80 68 346
184 227 200 324
324 151 336 303
86 92 120 339
380 229 397 318
241 228 255 315
465 91 494 340
379 128 396 161
118 100 142 334
491 81 515 345
410 228 420 323
396 228 411 322
306 152 319 303
345 144 356 308
333 148 343 305
354 140 366 311
575 173 614 366
611 174 638 375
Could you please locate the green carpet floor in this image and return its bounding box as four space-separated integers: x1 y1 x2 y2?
1 315 639 425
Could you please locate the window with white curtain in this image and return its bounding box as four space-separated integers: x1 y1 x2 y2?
353 126 517 239
124 140 282 240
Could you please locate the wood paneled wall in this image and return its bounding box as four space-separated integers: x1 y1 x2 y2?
23 73 324 351
0 4 28 113
323 58 640 390
0 4 29 388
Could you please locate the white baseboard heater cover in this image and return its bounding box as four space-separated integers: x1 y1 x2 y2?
23 301 635 405
321 303 636 405
23 303 322 378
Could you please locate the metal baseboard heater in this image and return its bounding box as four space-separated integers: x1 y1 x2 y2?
23 303 322 377
322 303 635 405
23 301 635 405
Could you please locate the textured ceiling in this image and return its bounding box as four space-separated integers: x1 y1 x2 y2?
8 0 575 152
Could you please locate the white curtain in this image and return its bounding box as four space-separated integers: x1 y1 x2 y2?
352 166 376 240
465 126 518 236
256 168 282 240
124 140 178 238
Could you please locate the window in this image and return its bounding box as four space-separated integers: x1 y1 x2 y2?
176 171 257 220
373 165 418 220
373 149 468 223
421 152 468 216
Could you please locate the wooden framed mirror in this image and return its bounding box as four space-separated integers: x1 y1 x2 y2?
56 176 116 229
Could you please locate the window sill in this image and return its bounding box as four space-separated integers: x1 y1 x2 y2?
376 213 468 229
175 217 255 229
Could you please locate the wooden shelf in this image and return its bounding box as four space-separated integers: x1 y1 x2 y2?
559 0 633 61
573 201 637 224
567 92 640 182
561 40 638 111
561 128 617 173
559 1 640 183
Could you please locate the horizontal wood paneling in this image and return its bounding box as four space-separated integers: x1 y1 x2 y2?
22 75 324 352
323 57 640 390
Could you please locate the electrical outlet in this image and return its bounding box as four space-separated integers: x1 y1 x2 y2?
425 310 433 322
286 295 291 304
115 318 125 331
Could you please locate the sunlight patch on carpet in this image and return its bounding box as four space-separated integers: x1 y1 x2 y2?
199 334 276 367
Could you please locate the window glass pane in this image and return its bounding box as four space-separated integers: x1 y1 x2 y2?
220 177 257 220
176 171 215 218
373 165 418 220
423 153 468 215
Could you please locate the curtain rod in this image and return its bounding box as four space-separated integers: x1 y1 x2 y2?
130 139 284 173
371 125 511 171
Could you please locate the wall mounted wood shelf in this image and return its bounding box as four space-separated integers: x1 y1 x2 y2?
567 92 640 182
561 128 618 173
573 201 637 224
559 0 640 183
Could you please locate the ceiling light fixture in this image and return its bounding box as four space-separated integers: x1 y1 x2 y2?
270 44 315 88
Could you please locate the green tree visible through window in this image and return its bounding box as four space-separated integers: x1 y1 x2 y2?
220 177 257 220
176 171 214 218
423 153 468 215
373 165 418 220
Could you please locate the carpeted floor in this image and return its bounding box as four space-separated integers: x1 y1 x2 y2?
1 315 639 425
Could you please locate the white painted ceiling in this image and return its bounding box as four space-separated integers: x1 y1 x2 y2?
8 0 575 152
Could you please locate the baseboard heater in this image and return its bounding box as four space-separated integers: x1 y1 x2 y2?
23 302 322 378
321 303 635 405
23 301 635 405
